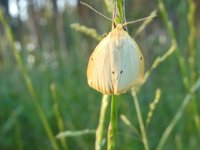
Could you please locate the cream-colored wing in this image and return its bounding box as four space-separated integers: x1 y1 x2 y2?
110 32 144 94
87 35 114 94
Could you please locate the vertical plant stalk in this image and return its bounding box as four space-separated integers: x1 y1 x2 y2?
156 77 200 150
50 84 68 150
96 95 110 150
187 0 196 83
159 0 200 134
0 10 59 150
158 0 200 134
107 1 125 149
113 0 126 28
158 0 189 90
131 89 149 150
187 0 200 134
107 95 118 150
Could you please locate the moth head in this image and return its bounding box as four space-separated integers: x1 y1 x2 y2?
113 22 127 31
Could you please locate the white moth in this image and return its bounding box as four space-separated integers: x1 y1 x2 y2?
87 24 144 95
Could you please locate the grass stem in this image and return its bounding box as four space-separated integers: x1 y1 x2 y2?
158 0 189 90
107 95 118 150
132 89 149 150
156 77 200 150
0 9 59 150
187 0 197 83
50 83 68 150
96 95 110 150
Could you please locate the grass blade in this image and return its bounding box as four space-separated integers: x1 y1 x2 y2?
107 95 118 150
95 95 110 150
50 83 68 150
0 9 59 150
131 89 149 150
156 77 200 150
56 129 95 138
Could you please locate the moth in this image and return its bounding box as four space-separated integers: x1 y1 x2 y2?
87 24 144 95
81 2 155 95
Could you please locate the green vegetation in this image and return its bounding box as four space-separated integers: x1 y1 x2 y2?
0 0 199 149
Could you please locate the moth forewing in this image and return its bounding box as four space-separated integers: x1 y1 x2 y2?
128 34 145 83
110 30 144 94
87 35 113 94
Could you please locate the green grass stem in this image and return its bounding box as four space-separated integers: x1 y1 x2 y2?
158 0 200 134
50 83 68 150
158 0 189 90
156 77 200 150
0 9 59 150
146 89 161 128
56 129 96 138
107 95 118 150
113 0 125 24
131 89 149 150
142 42 176 87
96 95 110 150
120 114 140 137
186 0 200 133
135 10 157 37
187 0 197 83
71 23 102 41
107 0 124 149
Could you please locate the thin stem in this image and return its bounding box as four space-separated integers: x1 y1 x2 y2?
135 10 157 37
120 114 141 137
0 9 59 150
187 0 200 133
56 129 96 138
50 84 68 150
113 0 126 28
71 23 102 41
158 0 189 90
156 77 200 150
95 95 110 150
107 0 124 149
146 89 161 128
187 0 197 83
131 89 149 150
158 0 200 135
107 95 118 150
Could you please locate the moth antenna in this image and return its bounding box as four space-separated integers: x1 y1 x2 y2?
123 11 157 26
80 1 113 22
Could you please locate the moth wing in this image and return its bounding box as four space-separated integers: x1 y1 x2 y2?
87 36 113 94
113 33 144 94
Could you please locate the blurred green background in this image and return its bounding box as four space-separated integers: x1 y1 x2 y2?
0 0 200 149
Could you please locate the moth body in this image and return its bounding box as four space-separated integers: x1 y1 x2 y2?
87 24 144 95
